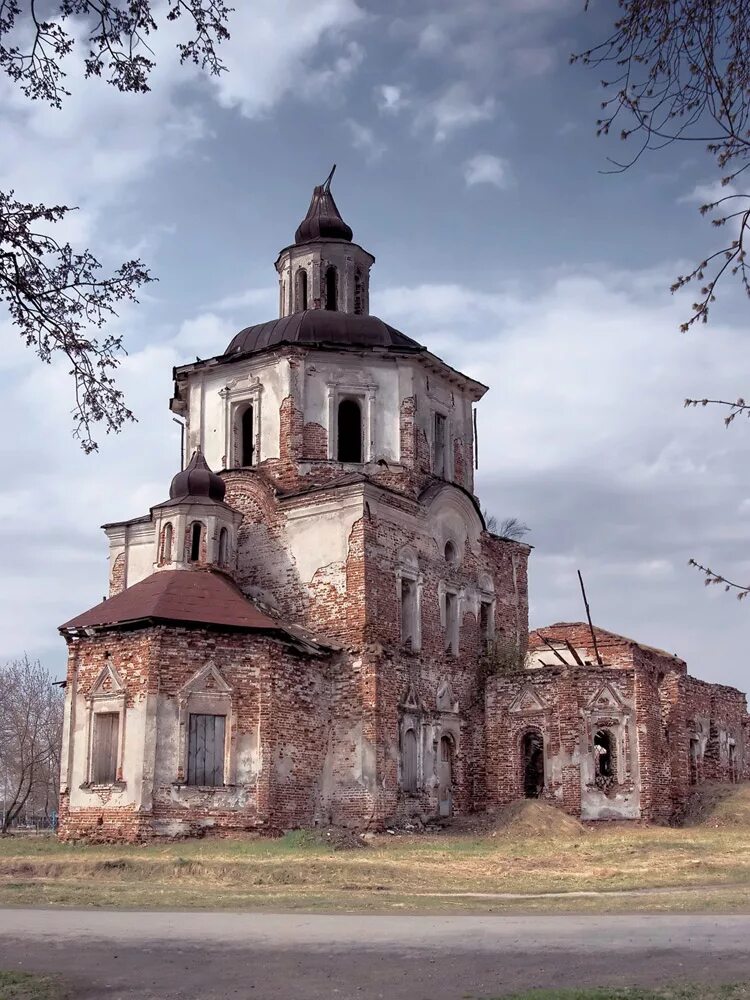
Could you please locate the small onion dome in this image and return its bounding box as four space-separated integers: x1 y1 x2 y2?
294 165 353 244
169 450 226 503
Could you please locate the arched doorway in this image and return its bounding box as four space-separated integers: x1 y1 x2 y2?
522 730 544 799
439 734 454 817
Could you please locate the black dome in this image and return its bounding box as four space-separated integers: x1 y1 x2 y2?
169 450 226 503
225 311 423 358
295 166 353 244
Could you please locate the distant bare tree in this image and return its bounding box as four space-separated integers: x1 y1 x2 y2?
0 656 64 833
0 2 232 452
482 511 530 541
573 0 750 332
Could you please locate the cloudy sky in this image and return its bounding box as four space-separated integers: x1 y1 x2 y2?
2 0 750 688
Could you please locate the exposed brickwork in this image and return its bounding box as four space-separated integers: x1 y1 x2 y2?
109 552 125 596
302 421 327 460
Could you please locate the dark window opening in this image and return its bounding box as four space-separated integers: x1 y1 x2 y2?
189 522 203 563
187 713 225 787
218 527 229 567
295 268 308 311
444 540 456 564
433 412 446 477
92 712 119 784
241 406 255 466
354 268 363 315
402 728 418 792
594 729 617 789
522 730 544 799
337 398 362 462
729 741 738 782
325 266 338 311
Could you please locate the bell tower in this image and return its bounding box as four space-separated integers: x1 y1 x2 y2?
275 165 374 317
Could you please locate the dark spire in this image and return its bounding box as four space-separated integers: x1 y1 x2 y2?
169 449 226 503
294 165 353 244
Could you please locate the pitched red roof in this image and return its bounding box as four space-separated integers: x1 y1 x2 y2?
60 569 279 633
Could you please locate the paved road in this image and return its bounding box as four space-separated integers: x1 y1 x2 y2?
0 910 749 998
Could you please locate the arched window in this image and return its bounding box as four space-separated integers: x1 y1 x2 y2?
295 268 308 311
189 522 203 563
522 730 544 799
218 527 229 567
325 266 338 311
337 398 362 462
161 522 173 564
354 268 363 315
444 540 456 564
402 728 418 793
241 406 255 466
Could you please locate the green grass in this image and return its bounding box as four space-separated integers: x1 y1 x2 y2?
2 787 750 913
0 972 66 1000
484 987 750 1000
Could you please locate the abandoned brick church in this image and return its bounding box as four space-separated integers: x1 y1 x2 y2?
57 172 749 841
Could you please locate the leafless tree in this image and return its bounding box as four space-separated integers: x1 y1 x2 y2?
0 2 232 452
573 0 750 333
574 1 750 596
482 510 531 541
0 656 64 832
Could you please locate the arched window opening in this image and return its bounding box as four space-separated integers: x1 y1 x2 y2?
325 266 338 311
218 527 229 568
444 540 456 564
594 729 617 789
354 268 363 315
241 406 255 467
295 268 308 311
337 398 362 462
189 522 203 563
402 728 418 793
522 731 544 799
161 522 173 564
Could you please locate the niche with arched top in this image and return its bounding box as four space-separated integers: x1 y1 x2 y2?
295 268 308 311
218 527 229 568
160 522 173 565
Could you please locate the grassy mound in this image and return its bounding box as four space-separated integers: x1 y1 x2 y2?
491 800 586 838
682 781 750 828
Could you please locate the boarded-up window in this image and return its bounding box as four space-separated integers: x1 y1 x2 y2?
92 712 119 784
402 728 418 792
187 714 225 786
433 413 446 476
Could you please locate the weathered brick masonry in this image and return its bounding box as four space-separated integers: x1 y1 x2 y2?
58 173 749 841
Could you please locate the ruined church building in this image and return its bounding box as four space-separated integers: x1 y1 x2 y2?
58 173 749 840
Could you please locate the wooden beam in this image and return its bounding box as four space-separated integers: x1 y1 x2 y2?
540 635 570 667
577 569 603 666
564 639 585 667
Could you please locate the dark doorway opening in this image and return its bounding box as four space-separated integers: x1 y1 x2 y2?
522 731 544 799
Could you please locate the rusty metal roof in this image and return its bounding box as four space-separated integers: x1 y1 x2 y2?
295 166 353 244
225 310 423 358
60 569 280 634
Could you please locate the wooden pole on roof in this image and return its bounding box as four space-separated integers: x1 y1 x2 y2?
577 570 603 666
540 635 570 667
